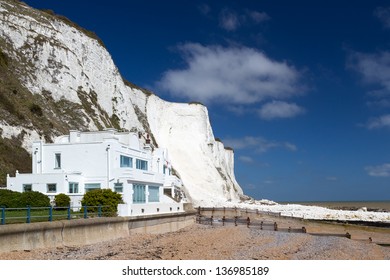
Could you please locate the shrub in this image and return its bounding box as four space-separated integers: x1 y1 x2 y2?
81 189 123 216
0 189 21 208
29 103 43 116
54 193 71 207
18 191 50 207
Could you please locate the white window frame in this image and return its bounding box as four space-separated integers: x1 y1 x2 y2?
114 182 123 193
68 182 79 194
23 184 32 192
148 186 160 202
47 183 57 193
120 155 133 168
54 153 61 169
85 183 101 192
136 159 148 171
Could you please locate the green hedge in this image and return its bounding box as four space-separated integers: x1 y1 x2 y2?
54 193 71 207
0 189 50 208
81 189 123 216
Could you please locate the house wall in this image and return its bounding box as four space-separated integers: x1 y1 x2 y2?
6 130 184 215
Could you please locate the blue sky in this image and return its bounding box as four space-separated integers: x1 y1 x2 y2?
24 0 390 202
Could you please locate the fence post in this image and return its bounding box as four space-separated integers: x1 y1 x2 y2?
84 205 88 219
67 205 71 220
49 206 53 222
246 217 250 228
274 222 278 231
234 216 237 226
222 216 225 226
1 207 5 225
98 205 102 217
26 206 31 223
210 216 213 225
260 221 263 230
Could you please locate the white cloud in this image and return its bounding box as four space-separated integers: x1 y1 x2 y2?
248 10 270 23
219 9 240 31
258 100 305 120
326 176 338 181
347 51 390 128
157 43 304 105
223 136 297 153
239 156 254 163
198 4 211 16
347 51 390 93
374 7 390 29
365 163 390 177
218 8 270 31
365 114 390 129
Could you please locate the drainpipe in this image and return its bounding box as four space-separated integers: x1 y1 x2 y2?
106 144 111 189
40 140 43 174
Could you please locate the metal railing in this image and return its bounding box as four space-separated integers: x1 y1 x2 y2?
0 205 115 225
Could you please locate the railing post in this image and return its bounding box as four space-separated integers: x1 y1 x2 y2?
67 205 71 220
1 207 5 225
49 206 53 222
274 222 278 231
84 205 88 219
222 216 225 226
98 205 102 217
260 221 263 230
26 206 31 223
246 217 250 228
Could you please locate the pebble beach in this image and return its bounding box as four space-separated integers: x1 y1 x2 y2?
1 218 389 260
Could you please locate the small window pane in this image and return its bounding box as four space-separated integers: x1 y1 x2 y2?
47 183 56 193
136 159 148 170
69 182 79 194
114 183 123 193
149 186 159 202
120 155 132 168
133 184 146 203
23 184 32 192
55 153 61 169
85 183 101 192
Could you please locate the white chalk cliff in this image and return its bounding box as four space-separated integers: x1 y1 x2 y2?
0 0 243 205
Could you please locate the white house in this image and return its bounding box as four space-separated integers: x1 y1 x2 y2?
6 129 187 216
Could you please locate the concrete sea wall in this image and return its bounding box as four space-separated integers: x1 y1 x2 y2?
0 211 196 253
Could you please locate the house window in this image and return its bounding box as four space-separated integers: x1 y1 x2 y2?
136 159 148 170
55 153 61 169
120 155 133 168
133 184 146 203
148 186 160 202
68 182 79 194
114 183 123 193
47 183 57 193
23 184 32 192
85 183 101 192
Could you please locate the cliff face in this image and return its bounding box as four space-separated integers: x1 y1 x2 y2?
0 0 243 205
